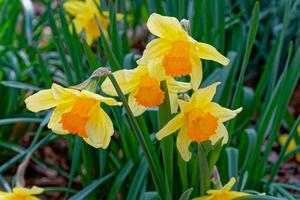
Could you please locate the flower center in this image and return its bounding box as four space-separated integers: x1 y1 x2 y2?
10 195 27 200
213 193 229 200
134 75 165 107
60 98 97 138
163 40 192 77
187 109 218 142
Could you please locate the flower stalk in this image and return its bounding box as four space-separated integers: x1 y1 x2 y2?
158 80 173 198
106 71 166 199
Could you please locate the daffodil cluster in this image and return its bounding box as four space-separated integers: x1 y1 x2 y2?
25 12 241 162
101 13 241 161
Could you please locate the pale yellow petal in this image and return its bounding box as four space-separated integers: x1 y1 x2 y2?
147 62 166 81
25 89 57 112
190 82 221 108
223 177 236 191
137 38 171 66
147 13 187 40
13 186 43 196
101 69 143 96
190 56 203 90
169 93 179 114
80 90 121 106
48 103 73 135
228 191 249 198
176 125 192 161
178 99 192 113
167 78 191 114
209 123 228 145
156 113 186 140
128 92 147 117
63 1 87 16
86 33 94 46
193 42 229 66
84 106 114 148
279 134 297 153
51 83 79 100
205 103 242 122
102 11 123 21
73 18 85 33
166 78 191 93
193 195 213 200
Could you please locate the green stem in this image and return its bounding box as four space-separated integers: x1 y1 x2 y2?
107 73 166 199
158 81 173 198
198 144 210 195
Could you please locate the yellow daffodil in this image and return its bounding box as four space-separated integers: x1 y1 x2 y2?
278 125 300 163
0 186 43 200
25 83 121 148
156 82 242 161
101 65 191 116
64 0 122 45
137 13 229 90
194 178 249 200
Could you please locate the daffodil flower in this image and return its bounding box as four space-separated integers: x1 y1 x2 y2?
101 65 191 116
0 186 43 200
193 178 249 200
64 0 122 45
137 13 229 90
278 125 300 163
25 84 121 148
156 82 242 161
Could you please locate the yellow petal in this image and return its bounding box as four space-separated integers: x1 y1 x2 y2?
193 195 213 200
80 90 121 106
169 93 179 114
102 11 123 21
190 57 203 90
228 191 249 198
128 92 147 117
25 89 57 112
176 125 192 161
209 123 228 145
166 78 191 93
48 103 73 135
63 1 87 16
73 18 85 33
205 103 242 122
101 69 143 96
147 13 187 40
84 105 114 148
86 33 94 46
223 177 236 191
0 191 8 196
193 42 229 66
137 38 171 67
190 82 221 108
178 99 192 113
156 113 186 140
13 186 43 196
279 134 297 153
51 83 79 100
167 78 191 114
147 62 166 81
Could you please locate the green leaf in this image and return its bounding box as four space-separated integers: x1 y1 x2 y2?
126 157 148 200
69 173 115 200
107 160 134 200
1 81 41 91
178 188 193 200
